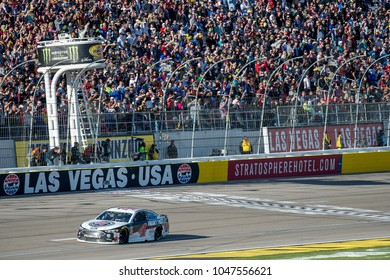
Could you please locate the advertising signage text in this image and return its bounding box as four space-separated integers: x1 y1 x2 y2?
38 42 103 67
1 163 199 197
267 124 383 153
228 155 342 180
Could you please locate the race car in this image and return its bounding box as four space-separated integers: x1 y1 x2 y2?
77 207 169 244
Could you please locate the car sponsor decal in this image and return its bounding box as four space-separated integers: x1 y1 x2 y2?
88 221 115 227
139 223 147 237
117 207 137 211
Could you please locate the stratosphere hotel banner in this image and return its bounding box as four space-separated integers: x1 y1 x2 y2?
37 42 103 67
228 154 342 180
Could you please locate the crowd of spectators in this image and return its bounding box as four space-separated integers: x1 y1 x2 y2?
0 0 390 137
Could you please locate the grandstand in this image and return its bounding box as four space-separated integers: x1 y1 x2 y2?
0 0 389 167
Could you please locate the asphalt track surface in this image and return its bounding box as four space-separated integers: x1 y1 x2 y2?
1 173 390 260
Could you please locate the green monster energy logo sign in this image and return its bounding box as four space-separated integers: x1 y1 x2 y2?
68 46 79 61
42 48 51 65
40 46 79 64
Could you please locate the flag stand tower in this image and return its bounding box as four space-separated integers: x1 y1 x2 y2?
36 34 105 149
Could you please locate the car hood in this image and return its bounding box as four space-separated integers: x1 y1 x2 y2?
81 219 127 230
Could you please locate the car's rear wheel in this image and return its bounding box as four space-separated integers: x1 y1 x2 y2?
119 228 129 244
154 226 162 241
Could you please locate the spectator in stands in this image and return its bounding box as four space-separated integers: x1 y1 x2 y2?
60 143 67 165
39 145 48 166
323 131 331 150
83 144 102 163
102 138 112 162
167 140 178 159
376 129 386 147
239 136 253 155
71 142 84 165
336 131 344 149
138 139 147 161
47 146 61 166
148 144 159 160
31 144 48 166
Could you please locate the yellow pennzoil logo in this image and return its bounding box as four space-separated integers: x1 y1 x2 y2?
89 44 103 58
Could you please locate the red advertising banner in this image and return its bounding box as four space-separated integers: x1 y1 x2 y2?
267 123 383 153
228 155 342 180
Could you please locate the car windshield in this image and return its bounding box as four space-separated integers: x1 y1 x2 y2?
96 211 132 223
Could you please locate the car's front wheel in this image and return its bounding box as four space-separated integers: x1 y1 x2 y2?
154 226 162 241
119 228 129 244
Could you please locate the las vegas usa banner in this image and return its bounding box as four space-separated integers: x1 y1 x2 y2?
0 163 199 196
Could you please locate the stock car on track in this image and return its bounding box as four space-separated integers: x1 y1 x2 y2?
77 207 169 244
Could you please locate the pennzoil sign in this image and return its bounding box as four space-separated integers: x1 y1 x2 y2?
38 43 103 67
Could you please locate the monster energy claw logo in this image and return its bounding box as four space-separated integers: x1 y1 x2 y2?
68 46 79 61
42 48 51 64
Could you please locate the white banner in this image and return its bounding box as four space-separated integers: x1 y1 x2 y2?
1 260 389 280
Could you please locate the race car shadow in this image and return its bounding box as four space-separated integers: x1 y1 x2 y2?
159 234 208 242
